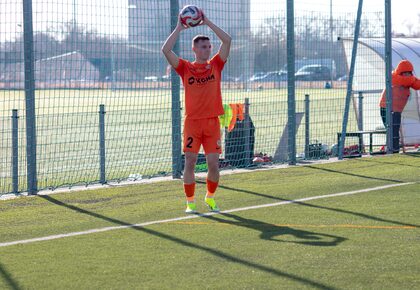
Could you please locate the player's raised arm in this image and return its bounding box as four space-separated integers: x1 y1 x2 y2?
201 12 232 62
161 19 186 69
411 76 420 90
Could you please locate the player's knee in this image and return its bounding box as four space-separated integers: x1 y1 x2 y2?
207 160 219 172
185 156 197 169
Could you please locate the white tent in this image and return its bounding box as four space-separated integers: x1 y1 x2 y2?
343 38 420 145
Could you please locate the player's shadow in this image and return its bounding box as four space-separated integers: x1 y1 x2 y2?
202 213 347 247
39 195 335 290
204 183 419 228
0 261 22 290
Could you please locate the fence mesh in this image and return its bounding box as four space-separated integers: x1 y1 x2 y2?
0 0 400 195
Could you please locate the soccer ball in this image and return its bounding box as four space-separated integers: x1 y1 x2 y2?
179 5 203 28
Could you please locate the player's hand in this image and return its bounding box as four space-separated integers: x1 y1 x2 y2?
176 16 187 31
200 9 209 26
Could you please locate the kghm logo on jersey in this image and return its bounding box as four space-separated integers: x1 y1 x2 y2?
188 74 215 85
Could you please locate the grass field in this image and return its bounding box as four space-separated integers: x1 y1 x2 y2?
0 154 419 289
0 88 357 194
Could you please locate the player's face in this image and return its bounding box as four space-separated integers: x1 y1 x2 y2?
193 40 212 60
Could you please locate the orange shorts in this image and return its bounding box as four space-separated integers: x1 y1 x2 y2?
183 117 222 154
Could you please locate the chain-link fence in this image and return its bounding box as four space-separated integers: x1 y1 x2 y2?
1 0 406 196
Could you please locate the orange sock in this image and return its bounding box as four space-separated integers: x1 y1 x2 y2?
206 178 218 198
184 183 195 202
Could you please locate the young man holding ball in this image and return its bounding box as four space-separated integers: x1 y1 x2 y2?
162 9 231 213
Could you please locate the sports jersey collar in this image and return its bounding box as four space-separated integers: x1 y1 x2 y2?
192 60 210 66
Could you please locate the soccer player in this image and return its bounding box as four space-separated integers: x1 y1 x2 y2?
162 11 231 213
379 60 420 152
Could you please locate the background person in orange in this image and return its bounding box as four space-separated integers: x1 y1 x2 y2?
379 60 420 153
162 10 231 213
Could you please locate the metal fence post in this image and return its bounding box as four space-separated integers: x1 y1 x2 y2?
23 0 38 195
287 0 296 165
244 98 251 167
385 0 393 153
338 0 363 160
304 94 310 159
99 104 106 184
111 41 115 91
358 92 364 131
12 110 19 194
170 0 182 179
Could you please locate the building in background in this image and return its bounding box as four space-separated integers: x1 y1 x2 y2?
128 0 253 80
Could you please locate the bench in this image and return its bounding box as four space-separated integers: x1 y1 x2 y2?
337 130 387 156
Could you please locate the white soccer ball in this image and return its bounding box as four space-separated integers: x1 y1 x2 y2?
179 5 203 28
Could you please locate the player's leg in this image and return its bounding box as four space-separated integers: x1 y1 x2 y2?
206 153 220 184
184 152 198 213
204 153 221 212
202 117 222 212
184 152 198 184
378 108 388 152
392 112 401 153
183 118 202 213
380 107 387 128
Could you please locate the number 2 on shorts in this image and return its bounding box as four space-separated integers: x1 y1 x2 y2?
186 137 193 148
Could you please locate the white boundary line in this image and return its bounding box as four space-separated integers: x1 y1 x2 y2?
0 182 415 248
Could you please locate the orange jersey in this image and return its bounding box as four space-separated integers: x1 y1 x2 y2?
175 53 226 119
379 60 420 112
380 86 411 113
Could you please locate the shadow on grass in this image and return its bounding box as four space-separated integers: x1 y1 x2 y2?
203 213 347 246
405 152 420 158
0 261 22 290
352 156 420 169
201 182 419 228
39 195 335 290
305 165 403 183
